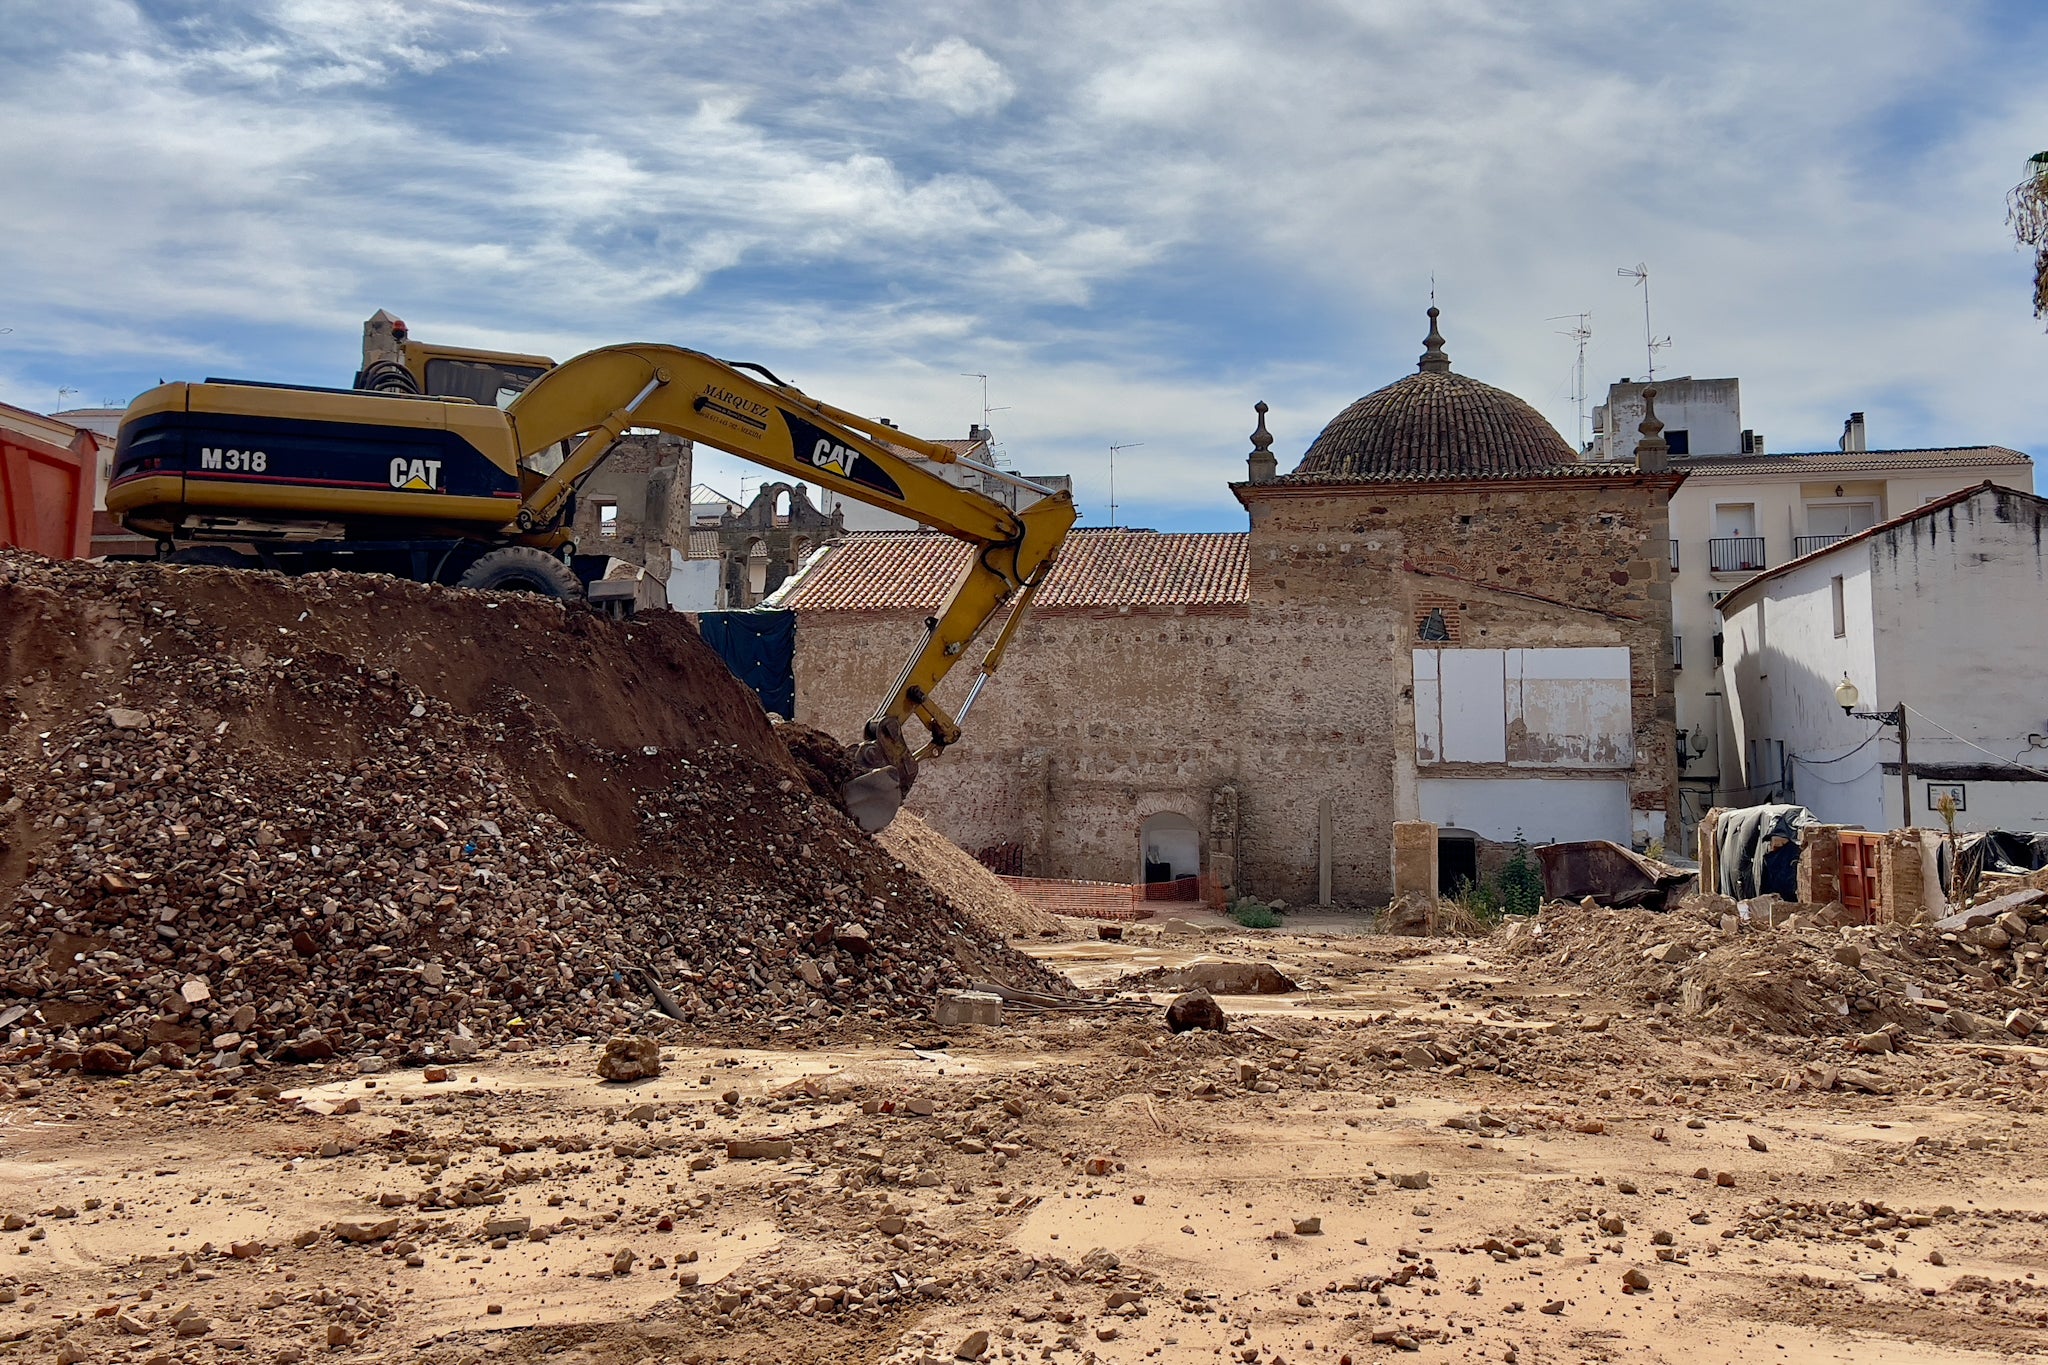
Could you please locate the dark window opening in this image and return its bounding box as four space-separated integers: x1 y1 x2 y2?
1665 429 1690 455
1439 836 1478 896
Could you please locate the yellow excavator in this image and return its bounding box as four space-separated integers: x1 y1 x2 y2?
105 321 1076 830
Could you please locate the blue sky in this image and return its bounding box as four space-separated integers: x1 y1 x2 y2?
3 0 2045 529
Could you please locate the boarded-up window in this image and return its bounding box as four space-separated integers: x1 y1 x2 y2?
1415 647 1633 769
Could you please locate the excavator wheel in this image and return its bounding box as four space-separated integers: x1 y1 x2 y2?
455 546 583 600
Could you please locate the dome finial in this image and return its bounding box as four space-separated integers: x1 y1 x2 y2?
1418 305 1451 374
1634 385 1669 472
1246 400 1277 483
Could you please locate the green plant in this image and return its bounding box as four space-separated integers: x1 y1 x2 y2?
1497 832 1545 918
1448 876 1501 919
1230 898 1281 929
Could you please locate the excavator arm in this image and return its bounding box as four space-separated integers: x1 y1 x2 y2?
504 344 1077 831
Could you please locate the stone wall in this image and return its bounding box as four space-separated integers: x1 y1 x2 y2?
793 471 1680 905
571 433 692 574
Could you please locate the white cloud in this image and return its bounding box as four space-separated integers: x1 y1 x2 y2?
0 0 2042 530
899 37 1015 117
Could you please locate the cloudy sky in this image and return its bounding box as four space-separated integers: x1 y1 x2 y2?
3 0 2044 528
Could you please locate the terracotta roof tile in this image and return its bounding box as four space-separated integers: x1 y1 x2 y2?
778 528 1248 611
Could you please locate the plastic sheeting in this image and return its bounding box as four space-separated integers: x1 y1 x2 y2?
1954 830 2048 897
696 609 796 719
1711 803 1817 900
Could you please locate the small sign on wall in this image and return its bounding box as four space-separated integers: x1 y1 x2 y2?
1926 783 1966 812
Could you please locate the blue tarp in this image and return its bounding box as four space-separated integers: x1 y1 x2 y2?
696 609 796 719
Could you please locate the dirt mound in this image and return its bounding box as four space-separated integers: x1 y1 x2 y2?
0 552 1068 1069
876 811 1066 939
1499 897 2045 1039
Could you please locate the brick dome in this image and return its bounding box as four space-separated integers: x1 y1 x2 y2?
1292 308 1578 480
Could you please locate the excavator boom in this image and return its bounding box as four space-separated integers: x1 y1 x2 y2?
506 344 1077 830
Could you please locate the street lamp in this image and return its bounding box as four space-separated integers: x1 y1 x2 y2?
1833 675 1912 828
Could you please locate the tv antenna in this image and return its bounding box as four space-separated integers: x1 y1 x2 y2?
1107 441 1144 530
56 386 79 408
1616 264 1671 379
959 372 1013 466
1548 312 1593 451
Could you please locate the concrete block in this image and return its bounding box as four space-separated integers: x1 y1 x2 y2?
933 990 1003 1028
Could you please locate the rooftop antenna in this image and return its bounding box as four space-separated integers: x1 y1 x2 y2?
56 386 78 408
959 372 1012 465
1547 312 1593 451
1107 441 1144 530
1616 263 1671 380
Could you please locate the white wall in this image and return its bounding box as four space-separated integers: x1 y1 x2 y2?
1417 777 1630 844
1669 455 2030 813
1594 377 1743 461
1721 486 2048 832
1868 488 2048 830
1720 553 1882 827
1415 647 1632 768
664 553 723 612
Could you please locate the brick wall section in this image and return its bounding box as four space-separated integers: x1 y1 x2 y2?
1877 830 1929 924
794 471 1680 905
1797 824 1845 904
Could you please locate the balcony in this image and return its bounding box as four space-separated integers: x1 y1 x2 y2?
1794 533 1849 558
1707 536 1766 574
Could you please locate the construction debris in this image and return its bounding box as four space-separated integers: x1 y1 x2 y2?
0 553 1071 1070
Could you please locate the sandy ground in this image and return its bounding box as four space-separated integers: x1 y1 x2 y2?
4 920 2047 1365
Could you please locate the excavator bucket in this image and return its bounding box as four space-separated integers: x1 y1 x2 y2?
841 726 916 833
841 767 905 833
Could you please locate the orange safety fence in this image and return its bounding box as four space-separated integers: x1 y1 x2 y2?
998 876 1156 922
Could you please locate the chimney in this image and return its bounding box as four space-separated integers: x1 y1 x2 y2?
1633 386 1670 472
1753 433 1765 456
968 423 989 444
1246 401 1277 484
1740 428 1754 454
1843 412 1866 453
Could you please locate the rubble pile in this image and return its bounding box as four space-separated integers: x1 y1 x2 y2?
1503 891 2048 1041
875 811 1067 940
0 552 1068 1071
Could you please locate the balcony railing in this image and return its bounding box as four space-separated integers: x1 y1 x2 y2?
1708 536 1766 574
1794 533 1849 558
1669 539 1679 573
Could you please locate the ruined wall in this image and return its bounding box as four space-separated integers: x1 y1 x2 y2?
795 600 1405 905
571 433 692 572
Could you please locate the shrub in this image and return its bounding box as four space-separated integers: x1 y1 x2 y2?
1497 832 1545 918
1230 899 1281 929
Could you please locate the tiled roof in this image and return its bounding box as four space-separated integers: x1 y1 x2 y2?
1671 446 2030 477
1260 461 1656 488
687 529 719 559
1294 369 1580 480
777 528 1249 611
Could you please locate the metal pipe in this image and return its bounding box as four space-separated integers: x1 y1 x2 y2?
955 671 993 727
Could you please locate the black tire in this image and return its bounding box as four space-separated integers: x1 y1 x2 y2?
455 546 583 599
166 546 256 569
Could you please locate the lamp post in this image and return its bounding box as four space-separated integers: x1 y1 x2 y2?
1835 676 1911 829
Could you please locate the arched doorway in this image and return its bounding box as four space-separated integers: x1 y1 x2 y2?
1140 812 1201 887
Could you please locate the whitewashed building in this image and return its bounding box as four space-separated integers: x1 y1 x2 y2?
1590 376 2032 830
1717 483 2048 833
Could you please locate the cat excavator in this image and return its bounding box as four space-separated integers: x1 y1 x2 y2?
104 326 1077 830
